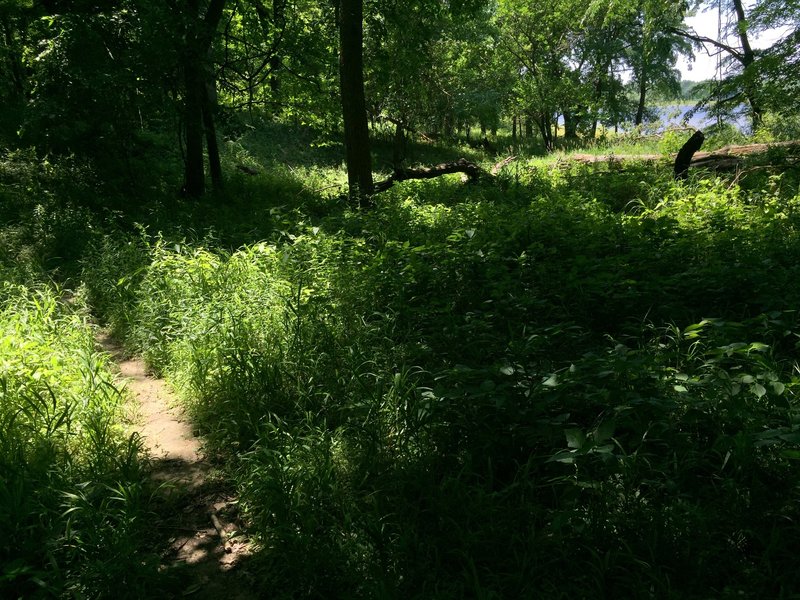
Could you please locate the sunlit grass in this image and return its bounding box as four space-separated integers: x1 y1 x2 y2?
0 284 152 597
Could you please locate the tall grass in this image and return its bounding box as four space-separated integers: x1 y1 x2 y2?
0 284 152 597
81 157 800 597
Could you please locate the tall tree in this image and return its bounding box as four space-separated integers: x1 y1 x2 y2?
181 0 226 197
671 0 799 129
339 0 373 202
625 0 688 126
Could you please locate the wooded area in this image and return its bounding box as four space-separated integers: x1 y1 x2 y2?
1 0 800 597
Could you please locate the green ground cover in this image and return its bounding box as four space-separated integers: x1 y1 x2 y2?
3 132 800 597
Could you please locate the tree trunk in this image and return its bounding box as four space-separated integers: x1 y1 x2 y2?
202 83 222 190
339 0 373 202
674 129 705 180
181 0 226 197
375 158 484 193
392 120 406 168
512 115 517 143
635 67 647 126
563 111 578 140
537 116 553 152
731 0 762 129
1 17 25 99
183 59 206 197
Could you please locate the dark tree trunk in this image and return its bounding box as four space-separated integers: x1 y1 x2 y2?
181 0 226 197
1 17 25 98
392 120 406 168
202 83 222 190
339 0 373 202
525 117 533 137
731 0 762 129
183 60 206 197
512 115 517 143
674 129 705 180
635 68 647 126
537 116 553 152
563 111 578 140
375 158 484 193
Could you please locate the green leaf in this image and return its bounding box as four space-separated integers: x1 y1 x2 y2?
748 342 769 353
565 428 585 449
543 374 558 387
771 381 786 395
753 383 767 398
594 419 615 443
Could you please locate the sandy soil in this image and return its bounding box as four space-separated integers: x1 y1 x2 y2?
97 333 256 598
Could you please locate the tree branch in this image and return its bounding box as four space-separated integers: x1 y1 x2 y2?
668 27 745 64
374 158 485 193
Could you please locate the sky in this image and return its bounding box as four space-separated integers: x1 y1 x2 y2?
676 11 789 81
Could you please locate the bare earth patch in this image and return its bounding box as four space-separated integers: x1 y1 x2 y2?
97 333 257 599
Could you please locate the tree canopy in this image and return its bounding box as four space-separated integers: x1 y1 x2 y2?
0 0 796 195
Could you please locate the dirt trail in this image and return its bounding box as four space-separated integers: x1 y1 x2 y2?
97 334 256 599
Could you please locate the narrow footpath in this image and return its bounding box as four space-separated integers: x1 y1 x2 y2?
97 333 257 599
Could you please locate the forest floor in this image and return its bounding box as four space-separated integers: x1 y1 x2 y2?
96 333 258 599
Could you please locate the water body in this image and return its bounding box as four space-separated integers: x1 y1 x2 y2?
652 104 749 132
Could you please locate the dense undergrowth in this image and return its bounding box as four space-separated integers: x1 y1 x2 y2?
0 284 152 597
3 132 800 597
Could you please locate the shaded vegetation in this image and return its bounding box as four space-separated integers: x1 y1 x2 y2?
4 128 800 596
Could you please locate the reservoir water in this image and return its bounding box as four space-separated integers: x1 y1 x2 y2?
652 104 749 131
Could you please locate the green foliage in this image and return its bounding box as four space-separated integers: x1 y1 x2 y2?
78 148 800 596
0 285 152 597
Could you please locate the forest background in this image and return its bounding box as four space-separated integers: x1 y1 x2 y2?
1 0 800 597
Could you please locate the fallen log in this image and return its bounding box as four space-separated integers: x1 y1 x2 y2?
374 158 485 193
491 155 517 175
561 140 800 171
370 140 800 197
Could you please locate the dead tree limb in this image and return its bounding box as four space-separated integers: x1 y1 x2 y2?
374 158 486 193
491 155 517 175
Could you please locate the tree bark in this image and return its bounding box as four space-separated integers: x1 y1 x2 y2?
339 0 373 203
374 158 484 193
635 65 647 126
674 129 705 180
537 115 553 152
1 17 25 99
181 0 226 197
202 82 223 190
183 59 206 197
730 0 762 129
